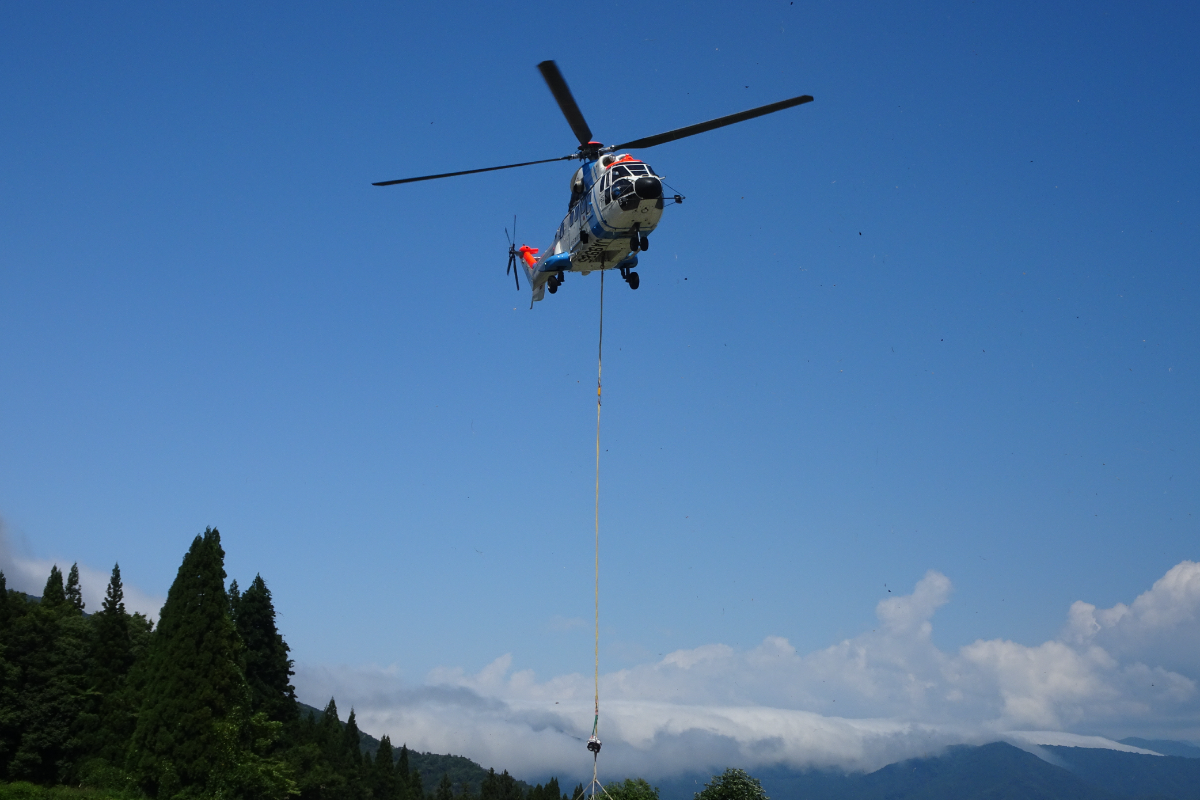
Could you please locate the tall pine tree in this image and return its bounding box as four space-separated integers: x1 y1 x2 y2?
129 527 249 796
234 574 296 724
91 564 134 693
41 566 66 609
79 563 139 765
65 564 85 613
373 735 397 800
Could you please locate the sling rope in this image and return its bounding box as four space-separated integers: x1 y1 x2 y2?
588 269 606 799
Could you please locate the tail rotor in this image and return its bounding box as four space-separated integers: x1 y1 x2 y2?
505 215 520 291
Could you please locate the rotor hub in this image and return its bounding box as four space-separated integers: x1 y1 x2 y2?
578 141 604 160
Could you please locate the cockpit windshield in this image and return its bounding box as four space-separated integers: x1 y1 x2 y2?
610 162 654 178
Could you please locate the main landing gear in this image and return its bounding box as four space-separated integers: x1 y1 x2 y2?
547 270 566 294
619 265 640 290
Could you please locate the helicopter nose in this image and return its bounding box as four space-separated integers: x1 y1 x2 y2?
634 176 662 200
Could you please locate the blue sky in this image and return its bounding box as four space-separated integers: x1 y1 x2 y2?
2 0 1198 778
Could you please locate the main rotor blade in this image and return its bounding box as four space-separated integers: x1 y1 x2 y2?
537 61 593 146
612 94 814 151
373 155 573 186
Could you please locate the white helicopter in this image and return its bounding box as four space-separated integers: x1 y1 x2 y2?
374 61 812 304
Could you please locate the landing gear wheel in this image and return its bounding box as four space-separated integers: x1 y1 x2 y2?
548 277 559 294
627 272 640 290
640 235 649 251
630 236 640 252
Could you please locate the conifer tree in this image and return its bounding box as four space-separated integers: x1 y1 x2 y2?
341 708 366 797
374 734 397 800
436 773 454 800
397 744 412 798
480 769 499 800
411 765 426 800
65 563 85 613
235 574 296 723
229 578 241 621
306 697 352 798
91 564 134 692
80 563 138 764
342 708 362 768
41 565 66 608
129 527 249 796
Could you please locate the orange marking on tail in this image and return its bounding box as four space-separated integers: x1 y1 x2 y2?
519 245 539 268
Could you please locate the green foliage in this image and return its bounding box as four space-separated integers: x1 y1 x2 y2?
3 585 90 783
209 706 298 800
0 782 142 799
603 779 659 800
64 567 84 615
40 569 65 611
409 764 424 800
79 565 139 765
233 575 296 725
370 736 397 800
479 769 519 800
693 769 768 800
0 536 548 800
128 527 249 796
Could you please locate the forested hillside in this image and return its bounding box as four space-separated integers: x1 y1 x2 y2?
0 529 574 800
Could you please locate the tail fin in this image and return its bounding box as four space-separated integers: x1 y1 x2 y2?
519 246 546 305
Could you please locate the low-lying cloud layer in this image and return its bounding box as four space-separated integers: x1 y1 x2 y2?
295 561 1200 781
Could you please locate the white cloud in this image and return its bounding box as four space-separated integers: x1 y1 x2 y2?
1004 730 1162 755
294 561 1200 782
1062 561 1200 675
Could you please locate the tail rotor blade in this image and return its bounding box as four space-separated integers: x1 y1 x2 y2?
507 252 520 290
537 61 593 146
506 214 520 290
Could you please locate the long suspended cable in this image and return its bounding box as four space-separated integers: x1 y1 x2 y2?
586 268 606 799
593 269 604 739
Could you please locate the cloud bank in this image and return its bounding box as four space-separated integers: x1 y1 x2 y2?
295 562 1200 781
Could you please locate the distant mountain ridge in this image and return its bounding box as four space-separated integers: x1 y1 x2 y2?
1044 744 1200 799
1118 738 1200 759
655 741 1200 800
298 701 532 794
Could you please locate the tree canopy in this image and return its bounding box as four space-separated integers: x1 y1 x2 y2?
0 530 584 800
694 769 768 800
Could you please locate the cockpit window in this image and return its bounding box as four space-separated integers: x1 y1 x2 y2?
626 164 650 176
611 165 632 178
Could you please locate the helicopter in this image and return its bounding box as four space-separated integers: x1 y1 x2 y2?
374 61 812 304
